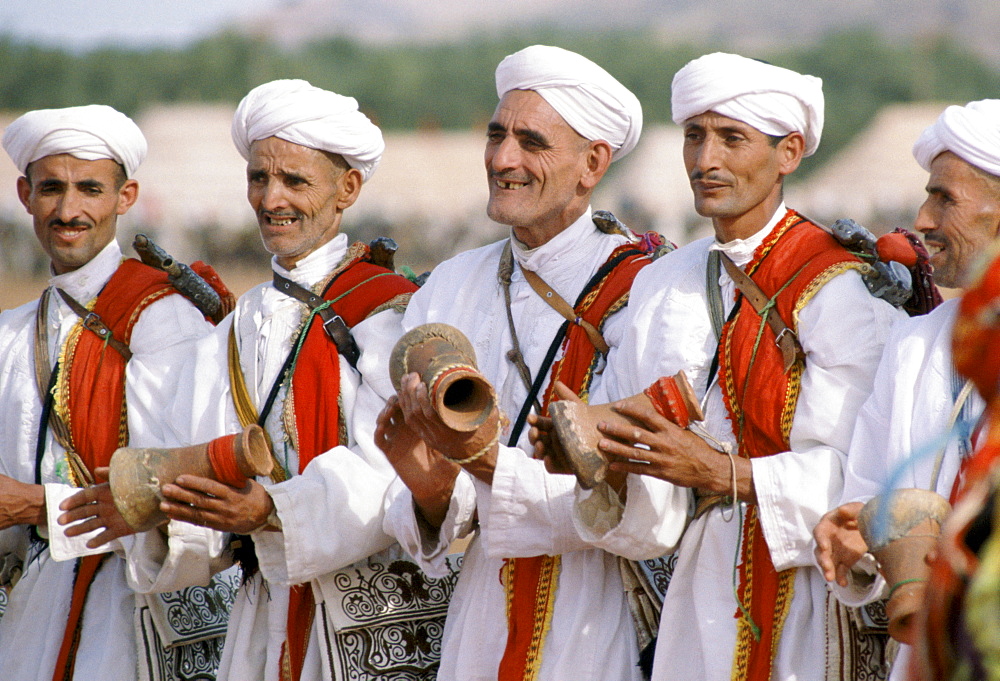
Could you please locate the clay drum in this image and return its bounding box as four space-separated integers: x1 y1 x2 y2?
857 488 952 645
550 371 703 489
389 323 496 433
109 423 273 531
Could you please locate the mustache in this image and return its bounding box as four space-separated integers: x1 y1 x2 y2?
47 218 90 229
490 170 530 183
689 170 728 183
259 209 303 220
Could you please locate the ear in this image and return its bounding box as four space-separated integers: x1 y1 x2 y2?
777 132 806 177
115 179 140 215
336 168 364 211
580 140 613 191
16 176 33 213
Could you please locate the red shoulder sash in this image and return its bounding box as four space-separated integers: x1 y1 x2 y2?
717 210 864 681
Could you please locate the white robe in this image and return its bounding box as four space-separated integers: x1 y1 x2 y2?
574 206 902 681
126 233 405 681
0 240 216 681
383 211 690 681
832 298 983 679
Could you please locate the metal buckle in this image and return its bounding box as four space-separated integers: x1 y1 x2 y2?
82 312 108 337
774 326 796 349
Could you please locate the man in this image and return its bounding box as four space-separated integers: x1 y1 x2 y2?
813 98 1000 679
0 105 225 680
376 45 681 681
560 52 902 681
118 79 423 681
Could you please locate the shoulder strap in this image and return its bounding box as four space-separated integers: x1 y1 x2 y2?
719 252 805 372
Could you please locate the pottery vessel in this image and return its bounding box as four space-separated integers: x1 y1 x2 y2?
550 371 702 489
857 488 952 645
390 323 496 432
109 423 273 531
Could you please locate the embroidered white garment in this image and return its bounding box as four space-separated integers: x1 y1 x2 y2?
383 210 689 681
831 299 983 681
126 233 405 681
0 239 215 681
574 209 902 681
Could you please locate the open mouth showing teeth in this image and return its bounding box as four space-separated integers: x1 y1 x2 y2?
496 180 527 190
267 216 296 226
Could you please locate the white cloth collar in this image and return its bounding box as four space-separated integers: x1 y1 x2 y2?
511 208 603 276
271 232 349 289
709 202 787 268
48 239 122 304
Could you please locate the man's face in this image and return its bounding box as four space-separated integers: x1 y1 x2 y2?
682 112 797 227
17 154 136 275
915 151 1000 289
485 89 593 243
246 136 361 269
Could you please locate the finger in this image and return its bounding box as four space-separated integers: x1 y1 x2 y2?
554 381 583 404
599 436 647 460
835 562 851 588
607 459 652 477
171 475 234 498
86 525 134 549
60 487 95 511
61 516 105 537
612 399 673 431
57 505 99 526
94 467 111 483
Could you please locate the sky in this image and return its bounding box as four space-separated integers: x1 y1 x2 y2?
0 0 282 50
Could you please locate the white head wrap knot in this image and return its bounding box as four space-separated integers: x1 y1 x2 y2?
671 52 825 157
232 79 384 182
912 99 1000 178
2 104 147 177
495 45 642 162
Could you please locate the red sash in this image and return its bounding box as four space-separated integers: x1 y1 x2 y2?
52 258 229 681
716 211 863 681
498 244 652 681
278 246 417 681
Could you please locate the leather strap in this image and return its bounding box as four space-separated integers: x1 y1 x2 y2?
55 288 132 362
272 272 360 367
719 253 804 372
519 267 610 355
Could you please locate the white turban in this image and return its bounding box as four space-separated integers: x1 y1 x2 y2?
912 99 1000 178
495 45 642 162
671 52 825 157
2 104 147 177
232 79 384 182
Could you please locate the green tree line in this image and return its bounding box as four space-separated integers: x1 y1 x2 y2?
1 28 998 172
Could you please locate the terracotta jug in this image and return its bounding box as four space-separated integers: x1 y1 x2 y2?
109 423 273 531
857 488 952 645
549 371 703 489
389 323 496 433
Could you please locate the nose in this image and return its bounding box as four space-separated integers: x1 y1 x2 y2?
689 135 724 177
913 198 935 235
258 179 289 213
55 189 84 223
487 136 520 175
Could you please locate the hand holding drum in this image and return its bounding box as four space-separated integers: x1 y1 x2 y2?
109 423 274 531
389 323 501 463
856 488 951 645
549 371 703 489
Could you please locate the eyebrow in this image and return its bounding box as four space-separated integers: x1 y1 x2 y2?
487 121 551 148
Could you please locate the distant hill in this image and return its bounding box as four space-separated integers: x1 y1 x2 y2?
237 0 1000 64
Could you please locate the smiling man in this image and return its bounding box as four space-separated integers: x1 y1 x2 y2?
118 79 424 681
376 45 677 681
813 98 1000 680
0 105 225 681
565 53 903 681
